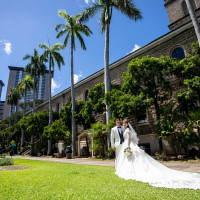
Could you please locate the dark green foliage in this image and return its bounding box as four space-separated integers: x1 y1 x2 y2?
43 119 71 145
88 122 108 156
0 158 14 166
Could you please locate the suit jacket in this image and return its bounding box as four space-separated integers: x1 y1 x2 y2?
111 126 123 148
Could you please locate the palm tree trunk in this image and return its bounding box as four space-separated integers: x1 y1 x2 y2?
71 37 76 156
105 22 112 150
23 90 26 116
9 107 12 127
47 56 52 156
32 75 36 113
104 23 112 124
14 102 18 124
30 135 34 156
185 0 200 45
21 91 26 147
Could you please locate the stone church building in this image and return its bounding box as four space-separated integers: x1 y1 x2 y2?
31 0 200 155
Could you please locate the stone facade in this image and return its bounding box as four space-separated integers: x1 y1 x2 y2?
26 0 200 155
164 0 200 30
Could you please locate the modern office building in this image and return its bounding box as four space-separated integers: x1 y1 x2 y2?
2 66 53 119
0 101 5 120
0 80 5 101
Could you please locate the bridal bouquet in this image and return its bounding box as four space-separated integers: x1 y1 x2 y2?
124 147 132 156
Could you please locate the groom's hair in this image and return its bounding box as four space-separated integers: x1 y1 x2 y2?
114 118 120 123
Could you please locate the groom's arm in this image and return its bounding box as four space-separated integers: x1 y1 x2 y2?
111 128 115 151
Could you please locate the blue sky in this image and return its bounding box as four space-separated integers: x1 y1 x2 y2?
0 0 170 101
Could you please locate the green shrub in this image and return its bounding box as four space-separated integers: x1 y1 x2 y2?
0 158 14 166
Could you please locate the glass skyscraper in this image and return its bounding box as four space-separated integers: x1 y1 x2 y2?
3 66 52 119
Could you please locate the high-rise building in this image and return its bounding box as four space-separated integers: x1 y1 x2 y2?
3 66 53 119
0 80 4 101
0 101 5 120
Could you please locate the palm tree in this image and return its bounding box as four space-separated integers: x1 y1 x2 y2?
23 49 46 114
18 75 34 116
185 0 200 46
55 10 92 155
39 42 65 155
80 0 142 125
17 75 34 147
7 88 21 125
23 49 46 155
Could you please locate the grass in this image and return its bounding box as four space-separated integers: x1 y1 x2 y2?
0 159 200 200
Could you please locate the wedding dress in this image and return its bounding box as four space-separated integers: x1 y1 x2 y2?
115 125 200 189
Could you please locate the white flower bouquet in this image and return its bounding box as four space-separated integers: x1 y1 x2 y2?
124 147 132 156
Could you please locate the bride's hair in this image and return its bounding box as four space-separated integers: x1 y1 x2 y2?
123 118 129 128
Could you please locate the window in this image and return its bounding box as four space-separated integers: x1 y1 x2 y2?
137 112 148 124
172 47 185 60
85 90 89 101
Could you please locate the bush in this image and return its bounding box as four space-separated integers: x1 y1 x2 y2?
0 158 14 166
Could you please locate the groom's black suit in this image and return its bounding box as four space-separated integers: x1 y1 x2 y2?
117 126 124 144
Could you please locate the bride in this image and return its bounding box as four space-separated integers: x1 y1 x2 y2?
115 119 200 189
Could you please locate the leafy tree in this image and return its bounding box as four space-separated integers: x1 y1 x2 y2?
80 0 142 125
106 89 151 120
23 49 46 113
43 119 71 147
88 83 105 114
7 88 21 125
55 10 92 155
122 56 174 152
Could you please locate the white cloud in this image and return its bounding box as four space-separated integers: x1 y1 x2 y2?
0 40 12 55
84 0 94 4
129 44 141 54
74 72 83 84
51 79 60 93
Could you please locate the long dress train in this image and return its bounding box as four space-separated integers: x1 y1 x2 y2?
115 128 200 189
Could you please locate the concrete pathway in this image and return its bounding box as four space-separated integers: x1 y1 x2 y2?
12 155 200 172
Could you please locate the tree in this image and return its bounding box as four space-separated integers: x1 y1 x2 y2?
185 0 200 45
7 88 21 125
39 43 65 155
43 119 71 148
23 49 46 113
55 10 92 155
17 75 34 116
23 49 46 154
39 43 65 126
80 0 142 125
88 122 108 157
17 75 34 146
122 56 174 152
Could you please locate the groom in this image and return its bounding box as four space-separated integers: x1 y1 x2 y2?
111 118 124 169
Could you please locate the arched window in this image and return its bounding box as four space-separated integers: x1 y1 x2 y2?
172 47 185 60
85 90 89 101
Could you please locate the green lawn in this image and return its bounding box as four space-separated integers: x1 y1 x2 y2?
0 159 200 200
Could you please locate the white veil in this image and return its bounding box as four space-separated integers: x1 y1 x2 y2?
128 123 139 144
